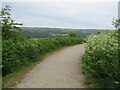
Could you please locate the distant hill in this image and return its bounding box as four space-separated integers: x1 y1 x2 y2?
20 27 112 38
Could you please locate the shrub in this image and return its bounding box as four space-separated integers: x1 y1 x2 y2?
82 32 119 88
68 32 78 37
2 36 84 76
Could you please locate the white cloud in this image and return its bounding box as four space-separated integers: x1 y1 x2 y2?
2 2 118 29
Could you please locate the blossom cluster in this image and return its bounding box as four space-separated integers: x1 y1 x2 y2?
83 31 119 88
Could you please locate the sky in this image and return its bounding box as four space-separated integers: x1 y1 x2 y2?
1 0 119 29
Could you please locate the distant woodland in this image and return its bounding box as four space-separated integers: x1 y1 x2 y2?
20 27 112 38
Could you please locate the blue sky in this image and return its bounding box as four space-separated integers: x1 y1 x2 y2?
1 0 119 29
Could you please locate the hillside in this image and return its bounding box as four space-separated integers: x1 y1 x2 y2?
20 27 112 38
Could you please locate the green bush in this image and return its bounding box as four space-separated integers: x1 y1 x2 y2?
3 36 84 76
82 32 119 88
68 32 78 37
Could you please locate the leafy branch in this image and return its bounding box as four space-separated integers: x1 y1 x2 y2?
112 17 120 29
0 5 23 39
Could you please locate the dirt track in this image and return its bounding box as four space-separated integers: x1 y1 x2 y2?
16 44 85 88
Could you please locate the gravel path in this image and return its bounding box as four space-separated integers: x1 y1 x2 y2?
16 44 85 88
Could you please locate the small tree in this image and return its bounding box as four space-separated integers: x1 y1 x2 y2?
68 32 78 37
112 18 120 83
0 5 22 40
112 18 120 29
97 31 101 35
112 18 120 42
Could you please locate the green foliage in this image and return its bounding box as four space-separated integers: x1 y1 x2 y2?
0 5 22 40
97 32 101 35
112 18 120 29
1 5 84 78
82 32 119 88
3 36 84 76
68 32 78 37
20 27 112 38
